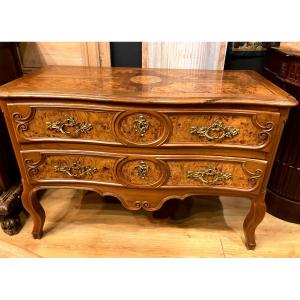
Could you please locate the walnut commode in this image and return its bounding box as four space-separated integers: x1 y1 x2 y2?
0 67 297 249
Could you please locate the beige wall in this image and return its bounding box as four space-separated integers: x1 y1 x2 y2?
142 42 227 70
18 42 110 72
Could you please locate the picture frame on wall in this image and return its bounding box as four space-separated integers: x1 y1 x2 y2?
226 42 280 57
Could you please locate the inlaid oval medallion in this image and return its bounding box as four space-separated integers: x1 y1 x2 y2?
130 75 162 85
115 157 169 188
113 111 171 147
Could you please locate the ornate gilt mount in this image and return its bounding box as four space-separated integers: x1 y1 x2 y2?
46 115 93 138
134 160 149 179
133 114 149 137
187 166 232 186
54 161 98 178
191 120 239 142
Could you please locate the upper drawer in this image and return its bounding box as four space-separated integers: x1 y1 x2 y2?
8 103 280 151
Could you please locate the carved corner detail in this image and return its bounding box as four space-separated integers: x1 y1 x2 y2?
12 108 36 132
134 200 151 210
242 162 264 188
24 154 46 177
251 115 274 143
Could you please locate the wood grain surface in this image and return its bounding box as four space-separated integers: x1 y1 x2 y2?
0 67 296 106
8 104 280 152
10 105 117 143
0 66 297 249
23 152 118 183
21 150 266 193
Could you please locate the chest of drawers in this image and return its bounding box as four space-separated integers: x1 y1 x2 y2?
0 66 297 249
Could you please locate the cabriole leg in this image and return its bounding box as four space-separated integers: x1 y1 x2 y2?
21 185 45 239
243 193 266 250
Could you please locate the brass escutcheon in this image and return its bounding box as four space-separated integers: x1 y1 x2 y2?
187 166 232 186
191 120 239 142
46 115 93 138
133 114 149 137
134 160 149 179
54 161 98 178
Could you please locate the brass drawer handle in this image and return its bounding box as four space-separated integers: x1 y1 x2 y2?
54 161 98 178
46 115 93 138
134 114 149 137
134 160 149 179
187 167 232 186
191 120 239 142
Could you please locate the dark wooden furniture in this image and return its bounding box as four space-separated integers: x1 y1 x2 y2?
0 43 22 85
264 47 300 222
0 66 296 249
0 42 23 235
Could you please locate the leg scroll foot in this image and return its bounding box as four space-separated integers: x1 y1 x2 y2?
243 193 266 250
22 186 45 239
32 232 43 239
245 241 256 250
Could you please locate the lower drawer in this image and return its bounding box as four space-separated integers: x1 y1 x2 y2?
21 151 267 193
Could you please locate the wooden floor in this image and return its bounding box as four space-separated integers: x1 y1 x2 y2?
0 189 300 258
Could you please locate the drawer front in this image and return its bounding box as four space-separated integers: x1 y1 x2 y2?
10 104 279 151
10 105 118 144
166 111 279 151
22 151 266 193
